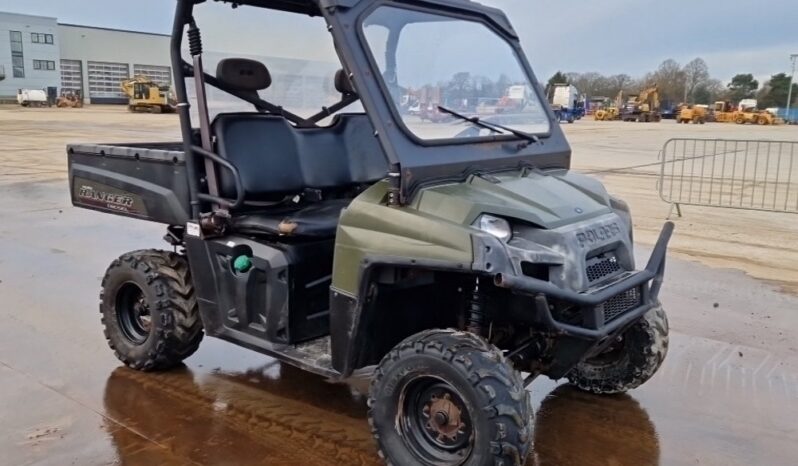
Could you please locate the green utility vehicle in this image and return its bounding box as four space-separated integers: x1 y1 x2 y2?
67 0 673 464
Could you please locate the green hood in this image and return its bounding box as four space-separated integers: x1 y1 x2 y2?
412 169 613 229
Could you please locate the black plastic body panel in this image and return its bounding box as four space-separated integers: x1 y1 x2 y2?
67 143 191 225
184 235 333 346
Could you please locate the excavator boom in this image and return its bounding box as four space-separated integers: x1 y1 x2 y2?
621 85 661 122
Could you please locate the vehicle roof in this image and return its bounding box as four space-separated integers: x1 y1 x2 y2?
215 0 322 16
212 0 512 32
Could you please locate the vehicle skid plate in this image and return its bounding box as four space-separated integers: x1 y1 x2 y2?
495 222 674 340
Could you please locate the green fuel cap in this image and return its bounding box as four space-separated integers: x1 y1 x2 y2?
233 255 252 273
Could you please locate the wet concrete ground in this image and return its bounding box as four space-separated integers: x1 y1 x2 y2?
1 108 797 465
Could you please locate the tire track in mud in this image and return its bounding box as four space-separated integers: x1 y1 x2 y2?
110 368 379 465
659 335 798 406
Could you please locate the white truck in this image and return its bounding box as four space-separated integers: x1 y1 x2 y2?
550 84 584 122
551 84 580 109
17 89 49 107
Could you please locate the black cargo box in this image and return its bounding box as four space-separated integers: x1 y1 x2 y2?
67 143 191 226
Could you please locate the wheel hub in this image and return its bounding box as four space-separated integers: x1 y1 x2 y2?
116 282 152 345
400 378 474 463
423 392 466 444
132 297 152 332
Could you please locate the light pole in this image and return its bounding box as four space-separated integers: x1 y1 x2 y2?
787 54 797 122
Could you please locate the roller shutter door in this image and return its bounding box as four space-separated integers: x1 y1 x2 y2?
87 61 129 103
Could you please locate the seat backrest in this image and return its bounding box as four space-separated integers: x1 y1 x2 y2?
213 114 304 200
296 113 387 186
212 113 387 201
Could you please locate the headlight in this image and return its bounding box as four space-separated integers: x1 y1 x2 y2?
474 214 512 241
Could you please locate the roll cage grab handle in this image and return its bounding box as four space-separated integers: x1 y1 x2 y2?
170 0 361 218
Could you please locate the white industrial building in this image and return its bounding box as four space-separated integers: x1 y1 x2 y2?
0 10 342 110
0 11 171 103
0 12 61 99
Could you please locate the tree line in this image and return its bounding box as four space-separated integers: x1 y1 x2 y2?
548 58 797 109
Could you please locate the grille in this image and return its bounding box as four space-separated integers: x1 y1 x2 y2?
585 253 622 283
600 288 640 323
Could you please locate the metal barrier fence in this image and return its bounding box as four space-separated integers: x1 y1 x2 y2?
659 138 798 217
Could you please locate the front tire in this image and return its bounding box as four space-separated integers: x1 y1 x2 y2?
100 250 203 371
567 305 668 394
369 329 532 466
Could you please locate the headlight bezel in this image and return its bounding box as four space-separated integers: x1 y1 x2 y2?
474 214 512 242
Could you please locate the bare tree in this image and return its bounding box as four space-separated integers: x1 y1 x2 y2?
642 59 686 106
692 78 724 104
566 72 603 96
609 74 632 94
682 58 710 103
562 72 633 98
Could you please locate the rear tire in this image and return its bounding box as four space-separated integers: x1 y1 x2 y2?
369 329 532 466
100 250 203 371
567 305 668 395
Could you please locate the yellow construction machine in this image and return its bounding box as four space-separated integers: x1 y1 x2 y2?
594 90 623 121
677 104 707 124
622 85 661 122
120 76 176 113
56 90 84 108
712 101 778 125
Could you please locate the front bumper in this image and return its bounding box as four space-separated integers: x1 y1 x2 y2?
494 222 674 341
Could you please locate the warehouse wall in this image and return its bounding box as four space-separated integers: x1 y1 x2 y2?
0 12 61 101
58 24 171 104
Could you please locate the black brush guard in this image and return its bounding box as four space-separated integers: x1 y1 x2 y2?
495 222 674 341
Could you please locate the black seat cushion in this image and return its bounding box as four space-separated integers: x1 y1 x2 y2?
212 113 387 201
231 199 350 238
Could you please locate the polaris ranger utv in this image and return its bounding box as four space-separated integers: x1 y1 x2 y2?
67 0 673 464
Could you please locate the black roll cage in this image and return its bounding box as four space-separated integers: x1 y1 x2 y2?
170 0 360 218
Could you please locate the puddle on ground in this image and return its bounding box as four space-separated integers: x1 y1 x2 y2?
91 333 798 466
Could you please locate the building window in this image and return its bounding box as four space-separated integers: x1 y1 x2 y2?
33 60 56 71
31 33 54 44
10 31 24 77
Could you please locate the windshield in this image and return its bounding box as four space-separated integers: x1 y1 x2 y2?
362 6 550 142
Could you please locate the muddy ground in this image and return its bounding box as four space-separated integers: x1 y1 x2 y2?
1 106 796 465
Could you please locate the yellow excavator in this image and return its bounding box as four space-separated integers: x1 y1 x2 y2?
120 76 176 113
622 85 661 122
594 90 623 121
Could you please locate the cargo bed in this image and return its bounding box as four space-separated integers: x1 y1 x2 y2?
67 142 191 226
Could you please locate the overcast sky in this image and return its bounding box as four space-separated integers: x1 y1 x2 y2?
1 0 795 83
